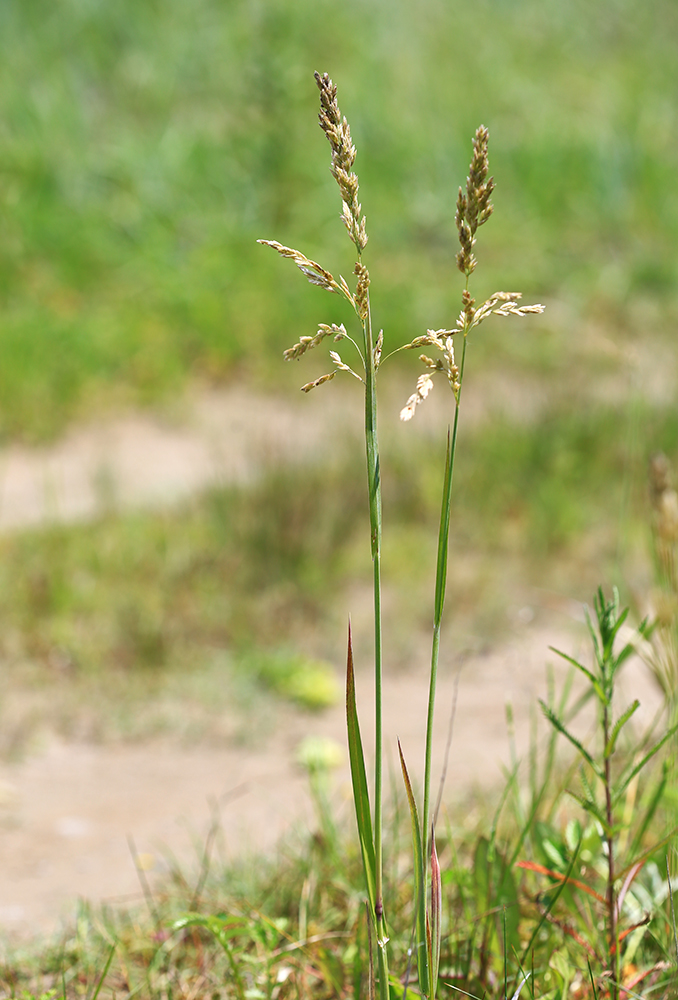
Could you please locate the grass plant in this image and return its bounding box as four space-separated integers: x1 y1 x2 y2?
2 0 678 441
4 400 678 756
256 70 676 999
3 61 678 1000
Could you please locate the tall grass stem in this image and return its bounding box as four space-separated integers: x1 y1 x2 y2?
422 317 469 849
361 289 389 996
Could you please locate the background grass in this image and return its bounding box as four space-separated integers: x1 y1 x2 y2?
1 397 675 754
1 4 678 988
0 0 676 755
1 0 677 439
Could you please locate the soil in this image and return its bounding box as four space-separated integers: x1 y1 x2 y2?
0 385 664 945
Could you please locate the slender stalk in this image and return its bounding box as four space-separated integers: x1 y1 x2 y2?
362 284 389 996
422 325 469 850
603 702 618 1000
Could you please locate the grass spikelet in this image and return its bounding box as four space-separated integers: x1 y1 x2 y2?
400 374 435 422
455 125 495 276
315 70 368 251
300 372 336 392
283 323 347 361
256 239 348 296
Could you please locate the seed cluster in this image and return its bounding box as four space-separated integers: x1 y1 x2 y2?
315 71 368 253
455 125 495 276
283 323 347 362
354 262 370 322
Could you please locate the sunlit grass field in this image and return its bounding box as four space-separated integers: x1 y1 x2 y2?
1 3 678 995
1 0 677 439
1 397 676 755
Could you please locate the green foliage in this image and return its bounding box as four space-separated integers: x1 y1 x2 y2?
531 588 678 997
1 0 678 438
238 649 340 709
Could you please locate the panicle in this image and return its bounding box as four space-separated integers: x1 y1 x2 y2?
455 125 495 276
354 262 370 321
315 71 368 252
283 323 347 361
257 240 343 294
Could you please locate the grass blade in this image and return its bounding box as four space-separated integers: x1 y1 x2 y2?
398 738 430 999
430 829 442 999
604 699 640 758
90 943 116 1000
667 856 678 965
613 720 678 802
540 700 603 777
347 621 377 918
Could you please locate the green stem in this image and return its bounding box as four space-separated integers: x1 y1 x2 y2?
362 288 389 997
422 330 469 850
603 702 618 1000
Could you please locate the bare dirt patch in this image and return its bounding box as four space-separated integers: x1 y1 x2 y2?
0 383 664 943
0 618 661 942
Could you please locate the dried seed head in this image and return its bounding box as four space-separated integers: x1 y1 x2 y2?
403 334 437 350
258 240 342 294
329 350 363 382
301 372 336 393
456 125 495 276
315 71 368 252
374 329 383 368
283 323 347 361
462 289 476 325
471 291 545 329
354 262 370 322
400 373 435 421
400 329 461 418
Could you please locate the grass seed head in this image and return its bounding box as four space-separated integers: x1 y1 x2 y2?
257 240 343 294
400 373 435 421
300 372 336 393
315 71 368 252
283 323 347 361
354 262 370 321
456 125 495 276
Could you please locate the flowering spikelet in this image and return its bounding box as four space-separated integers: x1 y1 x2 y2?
315 71 368 252
256 240 343 294
283 323 347 361
455 125 495 276
301 372 336 393
400 127 544 420
400 373 435 422
399 331 460 420
354 262 370 322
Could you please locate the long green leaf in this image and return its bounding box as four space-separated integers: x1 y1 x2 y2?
398 739 430 999
548 647 607 704
347 622 377 918
605 699 640 758
616 826 678 882
540 700 603 777
91 943 116 1000
629 761 668 857
614 720 678 803
430 830 442 999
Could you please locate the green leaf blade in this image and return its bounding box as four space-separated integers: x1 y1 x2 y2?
346 622 377 917
398 739 430 999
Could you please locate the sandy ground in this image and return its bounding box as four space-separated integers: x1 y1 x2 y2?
0 385 665 945
0 619 662 944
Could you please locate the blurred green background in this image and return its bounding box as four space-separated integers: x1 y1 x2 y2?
2 0 677 438
1 0 677 747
